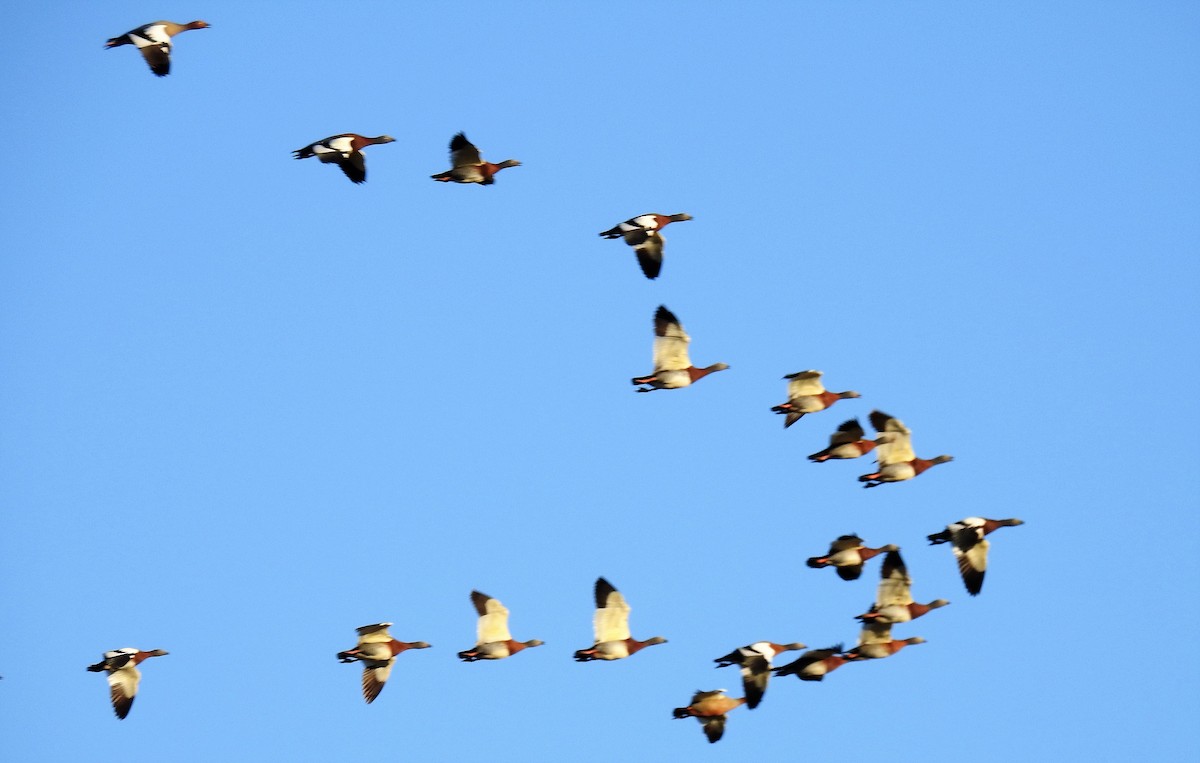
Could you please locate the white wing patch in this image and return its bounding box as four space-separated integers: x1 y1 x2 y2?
787 371 825 398
593 591 632 643
653 321 692 371
477 599 512 644
134 25 171 48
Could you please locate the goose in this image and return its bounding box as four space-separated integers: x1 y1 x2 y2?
430 133 520 185
806 534 898 581
105 20 209 76
86 648 168 719
599 213 692 279
336 623 430 703
858 410 953 487
712 641 806 708
770 371 861 428
844 622 926 661
672 690 746 743
573 577 667 661
292 134 395 184
631 306 729 392
928 517 1025 595
457 591 543 661
808 418 877 461
772 645 850 682
855 550 950 624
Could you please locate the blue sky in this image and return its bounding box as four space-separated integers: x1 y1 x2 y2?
1 1 1197 760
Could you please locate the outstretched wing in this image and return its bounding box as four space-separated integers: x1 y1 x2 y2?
652 306 692 371
472 591 513 643
785 370 824 398
829 418 865 447
593 578 631 642
449 133 483 167
875 550 913 606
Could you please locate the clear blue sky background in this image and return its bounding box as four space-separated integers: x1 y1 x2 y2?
1 2 1197 760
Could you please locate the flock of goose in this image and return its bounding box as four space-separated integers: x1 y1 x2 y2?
87 17 1028 744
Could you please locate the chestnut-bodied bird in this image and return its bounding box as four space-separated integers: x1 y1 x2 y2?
292 134 395 184
855 549 949 624
858 410 953 487
86 648 168 719
573 577 667 661
773 645 850 682
844 621 926 661
806 534 898 581
928 517 1025 595
808 418 877 462
457 590 543 661
771 371 861 428
431 133 520 185
712 641 806 708
672 690 746 743
105 20 209 76
631 306 729 392
599 213 693 279
336 623 430 704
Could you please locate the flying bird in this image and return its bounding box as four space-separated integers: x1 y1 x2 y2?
772 645 850 682
431 133 521 185
631 306 729 392
770 371 861 428
336 623 430 704
292 134 396 184
858 410 953 488
843 622 926 661
573 577 667 662
808 418 877 461
86 648 168 719
855 549 950 624
712 641 806 708
928 517 1025 595
105 20 209 77
599 213 693 279
457 591 544 661
672 690 746 743
806 534 898 581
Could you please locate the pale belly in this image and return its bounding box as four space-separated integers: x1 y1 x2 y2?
827 549 863 566
828 443 865 459
880 463 916 481
595 641 630 659
790 395 828 413
655 370 692 388
873 605 911 623
475 642 511 659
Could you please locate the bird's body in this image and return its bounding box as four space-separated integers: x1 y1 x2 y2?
336 623 430 703
86 648 168 719
293 134 395 184
858 410 953 487
844 622 926 661
712 641 805 708
928 517 1024 595
855 550 949 624
809 418 877 461
771 371 860 428
105 20 209 76
672 690 746 743
457 591 543 661
431 133 520 184
599 213 692 279
806 534 898 581
632 306 728 392
773 645 849 682
574 577 666 662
